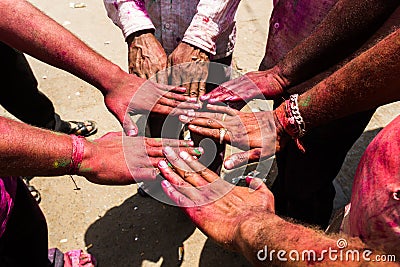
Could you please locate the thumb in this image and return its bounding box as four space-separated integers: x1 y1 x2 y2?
246 177 266 191
123 113 139 137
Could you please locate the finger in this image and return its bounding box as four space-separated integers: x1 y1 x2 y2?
147 146 203 157
246 177 266 191
187 125 231 144
156 68 169 85
163 91 196 102
179 151 219 183
198 81 207 98
158 97 201 109
155 82 187 93
159 160 207 201
170 64 182 88
206 104 238 116
182 82 191 96
163 146 211 187
224 148 262 169
189 81 199 99
163 146 192 174
145 138 194 147
131 167 159 182
161 179 197 208
181 117 224 129
123 113 139 136
179 112 226 122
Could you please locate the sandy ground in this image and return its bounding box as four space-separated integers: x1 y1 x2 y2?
1 0 399 266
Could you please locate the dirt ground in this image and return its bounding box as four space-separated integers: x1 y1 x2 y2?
1 0 399 266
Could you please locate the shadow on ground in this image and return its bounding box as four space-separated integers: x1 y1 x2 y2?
85 184 250 266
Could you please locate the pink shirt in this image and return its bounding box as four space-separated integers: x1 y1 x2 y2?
0 177 17 238
103 0 239 59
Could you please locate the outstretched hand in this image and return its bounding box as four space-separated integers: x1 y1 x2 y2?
179 104 283 169
159 147 275 250
127 30 168 84
168 42 210 100
78 132 203 185
103 74 200 136
201 66 288 103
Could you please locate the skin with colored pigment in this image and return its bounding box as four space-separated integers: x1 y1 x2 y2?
0 0 199 137
202 0 399 102
160 147 399 266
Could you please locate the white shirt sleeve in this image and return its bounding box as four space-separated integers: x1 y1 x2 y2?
103 0 155 39
182 0 240 55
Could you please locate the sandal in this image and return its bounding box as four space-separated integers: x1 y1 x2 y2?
21 176 41 203
67 120 97 137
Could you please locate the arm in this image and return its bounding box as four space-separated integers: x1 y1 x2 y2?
203 0 399 102
0 0 198 135
168 0 240 99
159 149 397 266
182 29 400 168
283 28 400 131
0 116 200 184
103 0 167 82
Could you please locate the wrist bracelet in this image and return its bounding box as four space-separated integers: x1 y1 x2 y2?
275 94 306 153
69 135 85 174
285 94 306 138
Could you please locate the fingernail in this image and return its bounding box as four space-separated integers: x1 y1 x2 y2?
208 99 217 104
200 95 208 101
161 180 172 188
189 140 194 146
194 148 203 155
164 146 174 155
189 98 197 102
128 129 137 136
187 109 195 117
245 177 253 185
224 160 234 169
179 151 190 160
158 160 168 169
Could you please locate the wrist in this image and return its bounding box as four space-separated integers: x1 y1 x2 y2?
274 95 306 152
126 29 155 43
269 65 290 91
68 135 85 174
76 138 96 177
235 212 276 264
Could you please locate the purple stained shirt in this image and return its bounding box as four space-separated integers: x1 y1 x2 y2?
260 0 338 70
0 177 17 238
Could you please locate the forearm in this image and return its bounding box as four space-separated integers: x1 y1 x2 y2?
298 28 400 129
0 0 127 94
237 213 388 266
0 116 77 176
278 0 399 87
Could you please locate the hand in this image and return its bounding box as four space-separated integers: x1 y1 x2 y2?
103 74 200 136
78 132 203 185
201 66 288 103
179 104 286 169
158 148 274 251
127 30 168 84
168 42 210 99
